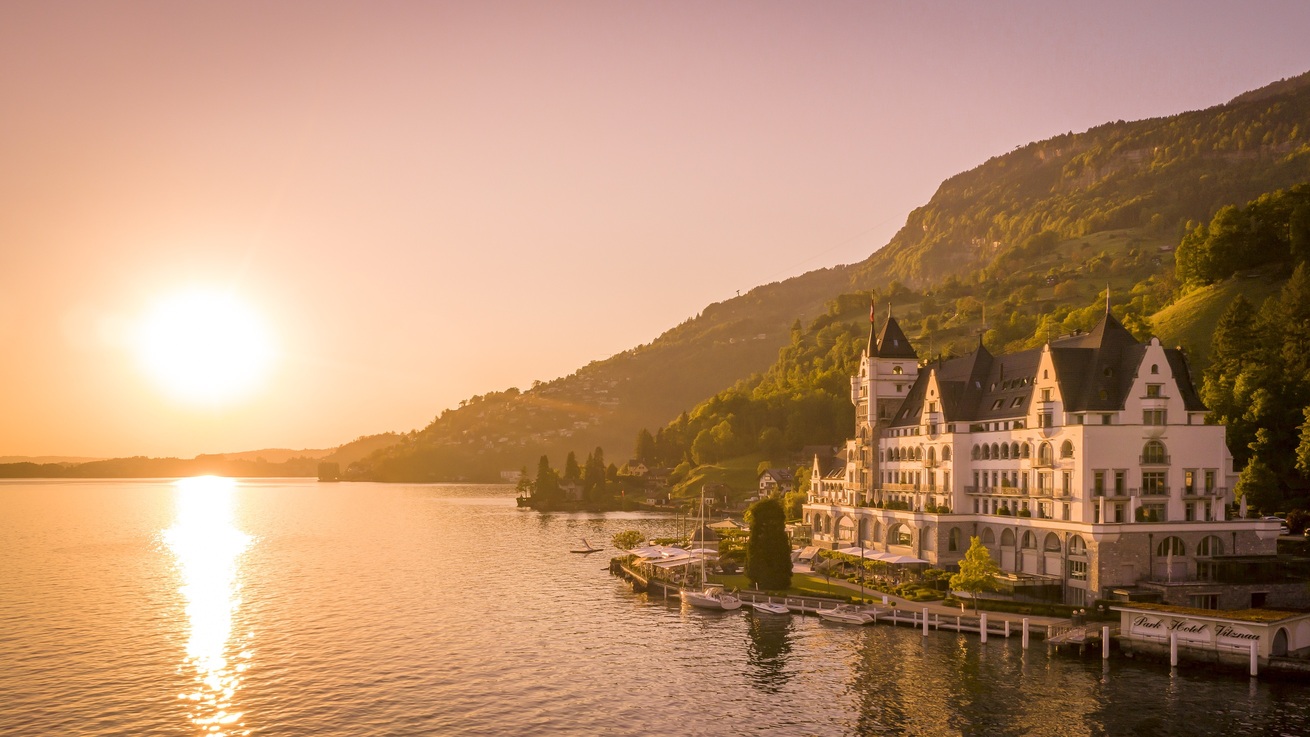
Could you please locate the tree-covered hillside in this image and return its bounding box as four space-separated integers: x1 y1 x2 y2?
357 70 1310 491
849 71 1310 290
349 266 853 481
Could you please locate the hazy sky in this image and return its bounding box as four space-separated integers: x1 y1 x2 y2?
2 2 1308 459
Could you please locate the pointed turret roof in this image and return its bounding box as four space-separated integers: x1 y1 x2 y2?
872 304 917 359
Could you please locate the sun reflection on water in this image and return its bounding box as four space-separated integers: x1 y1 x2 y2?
165 476 253 736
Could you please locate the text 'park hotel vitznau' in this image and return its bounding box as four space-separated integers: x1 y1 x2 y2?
804 302 1289 609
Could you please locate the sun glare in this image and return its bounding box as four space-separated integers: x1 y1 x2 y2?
136 290 274 405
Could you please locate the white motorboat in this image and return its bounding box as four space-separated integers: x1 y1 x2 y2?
817 604 874 625
570 538 602 554
750 600 791 615
681 583 742 611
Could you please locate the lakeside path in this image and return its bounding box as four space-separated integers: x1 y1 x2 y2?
786 563 1070 630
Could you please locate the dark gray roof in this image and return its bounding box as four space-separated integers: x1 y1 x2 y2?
886 312 1207 427
872 314 918 359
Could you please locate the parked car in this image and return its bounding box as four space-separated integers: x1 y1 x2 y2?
1263 516 1290 535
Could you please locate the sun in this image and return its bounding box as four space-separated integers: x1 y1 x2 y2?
135 290 275 405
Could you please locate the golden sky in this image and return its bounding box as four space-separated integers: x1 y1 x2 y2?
2 1 1308 458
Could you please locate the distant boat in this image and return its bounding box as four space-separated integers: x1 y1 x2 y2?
570 538 602 554
817 604 873 625
681 583 742 611
750 600 790 615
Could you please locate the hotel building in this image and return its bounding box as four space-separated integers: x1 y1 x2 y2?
804 306 1284 607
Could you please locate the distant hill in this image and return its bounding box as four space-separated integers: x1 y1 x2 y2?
354 70 1310 484
352 266 853 481
0 456 103 465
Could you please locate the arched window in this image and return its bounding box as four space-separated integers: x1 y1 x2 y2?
1038 442 1053 465
1151 364 1159 374
1010 442 1020 458
943 446 952 461
972 445 981 460
1000 443 1010 460
921 526 934 551
1022 443 1031 459
1043 533 1062 552
914 447 922 461
1060 440 1074 459
888 523 912 546
1142 440 1167 464
1021 531 1037 549
1001 529 1016 547
1069 535 1087 555
982 445 991 460
991 443 1000 459
1156 536 1185 556
949 527 961 552
893 366 903 375
872 521 882 542
927 447 936 465
980 528 996 546
1198 536 1224 557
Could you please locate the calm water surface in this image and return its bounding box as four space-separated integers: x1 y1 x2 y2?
2 478 1308 736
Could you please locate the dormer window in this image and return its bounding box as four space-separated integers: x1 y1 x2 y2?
1146 384 1161 398
893 366 903 375
1010 397 1024 408
991 399 1004 410
1151 364 1159 374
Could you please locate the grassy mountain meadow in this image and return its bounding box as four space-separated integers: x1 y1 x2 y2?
352 71 1310 493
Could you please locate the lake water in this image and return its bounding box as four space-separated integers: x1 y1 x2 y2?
2 478 1308 736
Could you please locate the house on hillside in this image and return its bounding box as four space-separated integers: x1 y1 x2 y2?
758 468 795 496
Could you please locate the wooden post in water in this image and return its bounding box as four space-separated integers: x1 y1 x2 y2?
1004 620 1011 638
1102 626 1110 659
1022 618 1030 649
1170 631 1178 667
923 607 929 636
980 613 988 643
1250 641 1259 677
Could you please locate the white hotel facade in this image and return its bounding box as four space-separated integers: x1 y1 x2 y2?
804 307 1282 607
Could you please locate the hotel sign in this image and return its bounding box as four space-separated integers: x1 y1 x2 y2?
1129 614 1259 647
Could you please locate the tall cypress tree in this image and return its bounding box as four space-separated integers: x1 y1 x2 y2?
745 497 792 591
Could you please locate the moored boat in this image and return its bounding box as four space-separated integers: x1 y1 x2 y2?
681 583 742 611
817 604 873 625
750 600 790 615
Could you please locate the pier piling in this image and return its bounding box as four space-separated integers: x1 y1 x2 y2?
1022 618 1030 649
980 613 988 643
1102 626 1110 660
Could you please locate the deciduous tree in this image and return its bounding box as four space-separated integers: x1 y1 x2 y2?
949 536 1001 612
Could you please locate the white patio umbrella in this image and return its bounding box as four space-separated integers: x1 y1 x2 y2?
880 554 928 565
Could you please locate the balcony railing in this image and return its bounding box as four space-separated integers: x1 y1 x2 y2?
1139 454 1171 465
1133 486 1171 496
1182 486 1228 498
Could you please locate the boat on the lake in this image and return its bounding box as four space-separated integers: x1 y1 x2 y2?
817 604 873 625
750 600 790 615
681 583 742 611
570 538 601 554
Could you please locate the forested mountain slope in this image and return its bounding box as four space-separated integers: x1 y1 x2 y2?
359 71 1310 486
